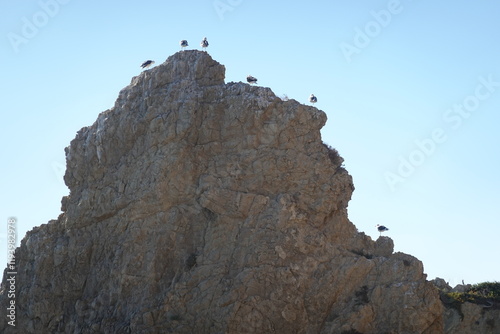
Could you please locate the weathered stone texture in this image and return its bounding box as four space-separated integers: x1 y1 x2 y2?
0 50 460 333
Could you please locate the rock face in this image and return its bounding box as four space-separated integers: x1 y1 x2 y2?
443 302 500 334
431 279 500 333
1 51 446 333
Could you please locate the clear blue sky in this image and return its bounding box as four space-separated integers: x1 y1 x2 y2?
1 0 499 286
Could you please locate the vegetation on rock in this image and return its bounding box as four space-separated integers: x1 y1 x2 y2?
441 282 500 310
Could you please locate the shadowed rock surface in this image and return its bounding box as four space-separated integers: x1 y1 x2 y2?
2 50 492 333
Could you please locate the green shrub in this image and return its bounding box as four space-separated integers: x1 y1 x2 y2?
468 282 500 300
442 281 500 308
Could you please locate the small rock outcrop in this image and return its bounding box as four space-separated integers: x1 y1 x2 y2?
432 279 500 333
1 51 446 333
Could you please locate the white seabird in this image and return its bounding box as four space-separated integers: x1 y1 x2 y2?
247 75 258 84
309 94 317 104
180 40 189 50
140 60 155 69
376 224 389 236
200 37 209 51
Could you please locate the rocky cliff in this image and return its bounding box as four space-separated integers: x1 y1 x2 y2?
2 50 490 333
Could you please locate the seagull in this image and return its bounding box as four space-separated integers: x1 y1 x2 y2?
247 75 258 84
309 94 317 104
140 60 155 69
180 40 189 50
200 37 209 51
376 224 389 236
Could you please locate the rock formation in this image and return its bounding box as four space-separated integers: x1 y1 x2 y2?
432 279 500 333
1 50 493 333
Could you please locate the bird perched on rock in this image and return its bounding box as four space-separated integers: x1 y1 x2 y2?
140 60 155 69
200 37 209 51
376 224 389 236
180 40 188 50
309 94 317 104
247 75 258 84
